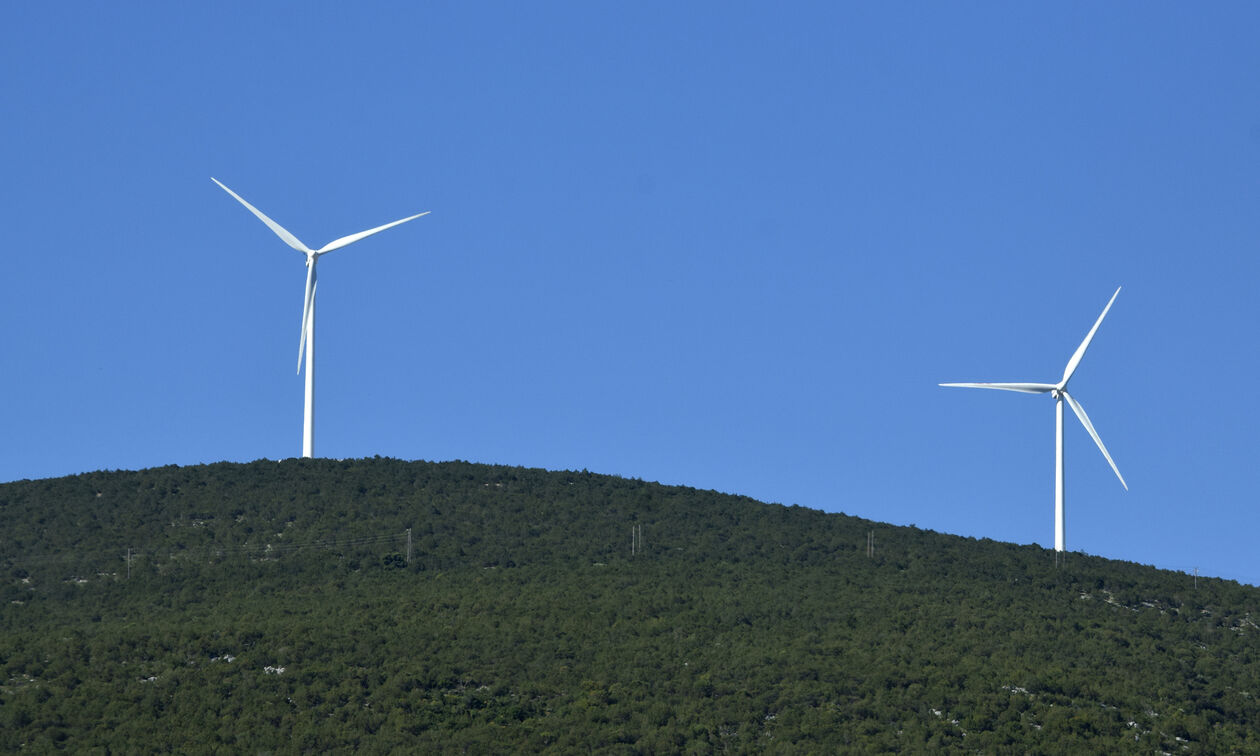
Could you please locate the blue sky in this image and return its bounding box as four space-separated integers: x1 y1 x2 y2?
3 3 1258 584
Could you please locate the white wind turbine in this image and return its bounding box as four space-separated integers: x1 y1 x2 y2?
940 287 1127 552
212 178 428 459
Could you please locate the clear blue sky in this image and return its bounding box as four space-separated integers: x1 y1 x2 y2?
3 3 1258 584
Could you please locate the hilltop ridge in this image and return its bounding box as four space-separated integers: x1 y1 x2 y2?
2 458 1258 752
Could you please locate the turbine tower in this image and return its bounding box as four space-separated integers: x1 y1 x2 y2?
212 178 428 458
940 287 1127 552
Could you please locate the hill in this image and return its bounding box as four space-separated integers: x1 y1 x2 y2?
2 458 1259 752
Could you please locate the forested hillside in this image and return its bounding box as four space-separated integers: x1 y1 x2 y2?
2 458 1258 752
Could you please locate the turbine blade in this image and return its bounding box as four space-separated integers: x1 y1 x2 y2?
298 261 316 373
316 211 430 255
939 382 1057 394
212 178 313 255
1061 287 1121 386
1062 390 1128 490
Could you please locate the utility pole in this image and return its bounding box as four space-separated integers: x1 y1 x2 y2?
406 528 412 565
126 547 131 580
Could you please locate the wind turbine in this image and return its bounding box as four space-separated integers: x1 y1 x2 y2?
940 287 1127 552
212 178 428 459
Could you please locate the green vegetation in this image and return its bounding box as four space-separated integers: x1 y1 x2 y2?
2 458 1259 752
